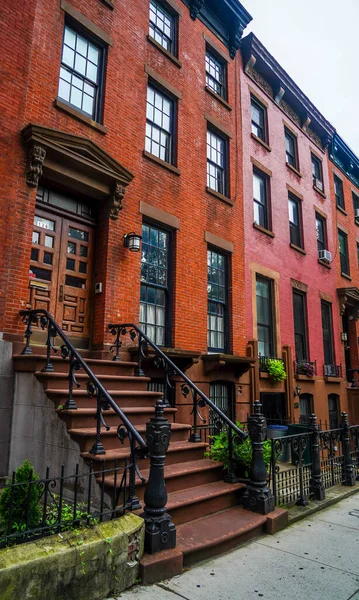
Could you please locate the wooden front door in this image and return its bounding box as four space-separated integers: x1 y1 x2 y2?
29 208 94 340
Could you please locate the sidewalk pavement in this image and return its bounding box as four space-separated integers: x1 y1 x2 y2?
112 493 359 600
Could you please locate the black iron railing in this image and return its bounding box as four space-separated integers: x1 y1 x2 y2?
323 364 342 378
258 355 285 373
294 360 317 377
0 461 132 548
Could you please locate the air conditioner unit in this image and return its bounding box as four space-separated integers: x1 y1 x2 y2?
354 208 359 219
318 249 332 263
314 178 323 191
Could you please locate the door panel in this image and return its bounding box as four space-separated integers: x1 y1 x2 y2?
29 209 94 341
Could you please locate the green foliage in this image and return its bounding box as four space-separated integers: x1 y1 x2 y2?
206 422 272 478
45 498 95 533
0 460 42 533
267 359 287 382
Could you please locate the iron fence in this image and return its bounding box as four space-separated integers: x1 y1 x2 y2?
270 432 312 507
294 360 317 377
0 460 136 548
258 355 285 373
323 364 342 378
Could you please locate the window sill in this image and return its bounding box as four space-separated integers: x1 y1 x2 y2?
318 259 331 269
313 185 326 199
100 0 114 8
290 243 306 255
324 376 343 383
54 99 107 134
286 162 302 178
204 86 232 111
251 133 271 152
143 150 181 175
336 204 347 216
205 186 234 206
341 272 352 281
253 222 275 238
295 374 315 381
147 35 182 68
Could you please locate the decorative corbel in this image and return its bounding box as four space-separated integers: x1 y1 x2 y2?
229 22 245 59
244 54 256 74
321 133 331 150
25 143 46 188
109 182 125 220
301 114 311 131
274 85 285 104
190 0 204 20
338 292 348 316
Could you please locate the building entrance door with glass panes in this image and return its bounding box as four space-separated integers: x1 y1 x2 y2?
29 208 94 340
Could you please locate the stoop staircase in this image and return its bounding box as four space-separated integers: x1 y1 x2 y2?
13 310 277 581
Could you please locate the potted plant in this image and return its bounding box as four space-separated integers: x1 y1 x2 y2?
266 359 287 383
206 422 273 479
296 361 315 377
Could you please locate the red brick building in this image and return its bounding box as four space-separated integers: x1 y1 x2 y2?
239 34 350 429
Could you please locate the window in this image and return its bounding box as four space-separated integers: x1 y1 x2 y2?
205 48 226 99
321 301 334 367
207 248 228 352
338 229 350 275
149 0 176 55
293 290 308 361
285 128 298 169
353 192 359 219
209 383 233 430
58 25 104 121
288 194 303 248
312 154 323 191
207 129 227 196
334 175 344 209
299 394 313 425
140 223 171 346
328 394 339 430
146 85 174 164
256 276 274 357
316 213 327 253
251 97 267 142
253 170 270 230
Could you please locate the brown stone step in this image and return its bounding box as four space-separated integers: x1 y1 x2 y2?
176 506 267 565
80 441 208 470
69 422 192 452
36 372 150 392
13 354 137 376
46 389 163 409
57 406 177 428
166 481 245 525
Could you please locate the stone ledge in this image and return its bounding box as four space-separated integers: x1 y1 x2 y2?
287 485 359 526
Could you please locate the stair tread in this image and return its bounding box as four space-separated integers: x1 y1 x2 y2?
47 389 163 396
176 507 267 555
81 441 208 461
36 372 150 381
69 422 191 436
166 481 244 510
138 458 222 481
58 407 177 415
13 355 137 366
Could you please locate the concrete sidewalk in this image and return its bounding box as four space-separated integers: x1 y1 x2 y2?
112 494 359 600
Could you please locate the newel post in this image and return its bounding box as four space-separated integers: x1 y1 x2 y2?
341 411 356 487
309 413 325 500
242 400 275 514
142 400 176 554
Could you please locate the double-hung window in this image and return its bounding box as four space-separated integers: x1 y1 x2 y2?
312 154 324 191
149 0 176 55
207 248 228 352
58 25 104 121
285 128 298 169
293 290 308 361
338 229 350 275
205 48 226 99
140 222 171 346
256 276 274 357
146 85 174 164
334 175 344 209
288 194 303 248
251 96 267 142
207 129 227 196
316 213 327 253
253 170 270 230
352 192 359 220
321 301 334 367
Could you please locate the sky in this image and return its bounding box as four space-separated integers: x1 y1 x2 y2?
240 0 359 155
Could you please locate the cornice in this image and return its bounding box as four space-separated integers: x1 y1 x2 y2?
329 133 359 188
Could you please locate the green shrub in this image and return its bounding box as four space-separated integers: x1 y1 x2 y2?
206 422 272 478
267 359 287 382
0 460 42 534
46 498 95 533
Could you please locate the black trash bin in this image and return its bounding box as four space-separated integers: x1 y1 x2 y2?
267 425 290 462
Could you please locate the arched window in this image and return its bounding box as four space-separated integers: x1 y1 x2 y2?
299 393 313 425
328 394 340 430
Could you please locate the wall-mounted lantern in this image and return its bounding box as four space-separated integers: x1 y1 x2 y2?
340 332 348 342
294 385 301 398
124 232 142 252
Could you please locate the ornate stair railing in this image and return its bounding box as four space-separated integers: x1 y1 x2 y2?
108 322 248 444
